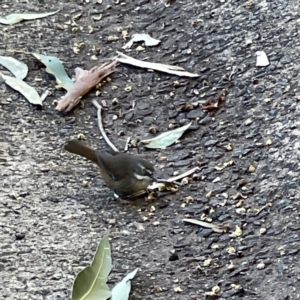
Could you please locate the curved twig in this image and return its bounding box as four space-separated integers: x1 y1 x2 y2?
92 99 118 152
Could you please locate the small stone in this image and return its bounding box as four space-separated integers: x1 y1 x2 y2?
227 246 236 254
15 232 25 240
249 165 256 173
174 286 183 293
204 139 218 147
169 252 179 261
187 110 204 119
260 228 267 234
236 207 246 214
225 143 233 151
198 115 211 125
149 125 158 134
245 118 253 125
77 133 85 140
203 258 212 266
257 262 265 269
112 98 119 105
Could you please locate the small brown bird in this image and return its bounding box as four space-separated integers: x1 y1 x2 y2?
64 140 155 197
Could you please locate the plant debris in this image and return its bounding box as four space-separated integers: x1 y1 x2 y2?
141 122 192 149
183 218 230 233
72 234 111 300
0 10 59 25
122 33 160 49
55 60 117 111
0 73 42 105
202 94 224 116
116 52 199 77
33 53 74 91
215 160 234 171
92 99 118 152
111 268 139 300
0 56 28 79
256 51 269 67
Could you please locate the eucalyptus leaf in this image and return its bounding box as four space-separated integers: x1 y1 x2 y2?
111 269 139 300
1 74 42 105
141 122 192 149
183 218 229 233
33 53 73 91
0 10 59 25
116 52 200 78
0 56 28 79
72 234 112 300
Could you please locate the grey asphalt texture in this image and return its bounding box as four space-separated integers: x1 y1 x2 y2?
1 1 300 299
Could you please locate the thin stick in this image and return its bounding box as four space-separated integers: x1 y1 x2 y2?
41 90 50 102
166 166 200 182
228 66 237 81
182 219 229 233
124 137 131 152
92 99 118 152
148 166 200 190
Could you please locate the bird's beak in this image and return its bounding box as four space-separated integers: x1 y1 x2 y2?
151 176 159 182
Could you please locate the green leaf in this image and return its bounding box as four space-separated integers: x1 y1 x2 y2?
33 53 74 91
111 269 139 300
0 56 28 79
1 74 42 105
141 122 192 149
72 234 112 300
0 10 59 25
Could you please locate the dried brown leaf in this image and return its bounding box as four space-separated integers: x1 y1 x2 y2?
55 60 117 111
175 103 195 111
202 94 224 116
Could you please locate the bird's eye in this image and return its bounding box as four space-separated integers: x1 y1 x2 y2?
138 163 153 176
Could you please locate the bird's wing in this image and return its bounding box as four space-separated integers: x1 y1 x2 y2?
95 151 131 181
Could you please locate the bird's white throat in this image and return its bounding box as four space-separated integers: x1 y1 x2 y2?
134 173 151 181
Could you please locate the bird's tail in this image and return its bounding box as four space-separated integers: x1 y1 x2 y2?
64 140 98 164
